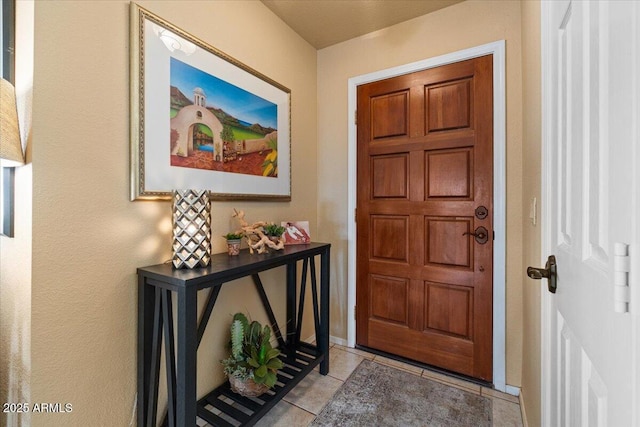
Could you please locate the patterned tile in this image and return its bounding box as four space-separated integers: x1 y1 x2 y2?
332 344 375 360
323 346 366 381
282 371 344 415
254 400 315 427
490 397 524 426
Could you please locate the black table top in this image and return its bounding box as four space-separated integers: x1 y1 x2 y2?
137 242 330 289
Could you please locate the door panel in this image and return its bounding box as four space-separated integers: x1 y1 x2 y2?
371 92 409 139
426 148 473 199
425 217 473 268
425 282 473 339
371 154 409 199
370 215 409 262
356 55 493 381
426 79 472 132
370 275 409 325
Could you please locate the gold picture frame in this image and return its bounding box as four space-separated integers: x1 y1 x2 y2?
130 3 291 201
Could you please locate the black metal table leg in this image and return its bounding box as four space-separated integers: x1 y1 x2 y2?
137 276 150 427
197 285 222 349
147 291 163 427
137 277 162 427
176 286 198 427
319 247 330 374
294 259 309 344
286 261 297 354
162 290 177 427
309 258 321 342
252 274 286 349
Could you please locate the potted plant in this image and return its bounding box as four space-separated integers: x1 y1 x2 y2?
223 232 243 256
262 223 285 245
221 313 284 397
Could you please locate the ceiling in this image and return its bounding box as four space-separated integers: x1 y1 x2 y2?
260 0 465 50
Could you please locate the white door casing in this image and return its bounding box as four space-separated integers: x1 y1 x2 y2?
541 0 640 425
346 41 509 392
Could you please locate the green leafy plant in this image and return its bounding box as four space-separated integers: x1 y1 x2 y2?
221 313 284 388
223 232 244 240
263 223 285 237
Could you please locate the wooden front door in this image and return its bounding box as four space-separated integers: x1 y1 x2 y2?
356 55 494 382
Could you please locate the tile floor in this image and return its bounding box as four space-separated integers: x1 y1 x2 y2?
200 343 524 426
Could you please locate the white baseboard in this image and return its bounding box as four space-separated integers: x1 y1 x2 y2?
330 335 348 346
505 385 520 396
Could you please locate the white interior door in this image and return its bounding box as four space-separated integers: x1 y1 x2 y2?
541 0 640 426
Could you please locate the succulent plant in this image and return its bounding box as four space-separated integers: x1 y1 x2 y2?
263 223 285 237
223 232 244 240
221 313 284 388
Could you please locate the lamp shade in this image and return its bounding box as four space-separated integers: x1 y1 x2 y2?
172 189 211 269
0 78 24 167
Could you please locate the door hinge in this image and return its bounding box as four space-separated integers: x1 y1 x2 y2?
613 243 631 313
354 305 357 320
354 109 357 126
354 208 357 223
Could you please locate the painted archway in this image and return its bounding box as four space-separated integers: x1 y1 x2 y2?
171 104 223 160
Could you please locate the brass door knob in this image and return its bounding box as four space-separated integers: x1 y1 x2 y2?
527 255 557 293
463 226 489 244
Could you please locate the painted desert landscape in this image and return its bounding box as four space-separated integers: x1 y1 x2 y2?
169 58 279 178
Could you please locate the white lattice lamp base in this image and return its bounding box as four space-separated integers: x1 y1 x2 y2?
172 189 211 269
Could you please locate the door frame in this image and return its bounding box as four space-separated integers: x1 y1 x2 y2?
346 40 508 392
540 1 640 424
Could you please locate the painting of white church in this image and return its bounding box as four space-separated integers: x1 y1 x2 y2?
169 58 279 177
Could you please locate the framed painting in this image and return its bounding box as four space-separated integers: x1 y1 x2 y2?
130 3 291 201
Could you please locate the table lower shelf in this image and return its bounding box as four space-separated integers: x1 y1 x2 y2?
197 342 324 427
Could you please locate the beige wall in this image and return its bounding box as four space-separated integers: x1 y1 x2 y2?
21 1 316 425
316 0 525 386
520 0 542 425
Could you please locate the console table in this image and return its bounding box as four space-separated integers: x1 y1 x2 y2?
137 242 331 427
